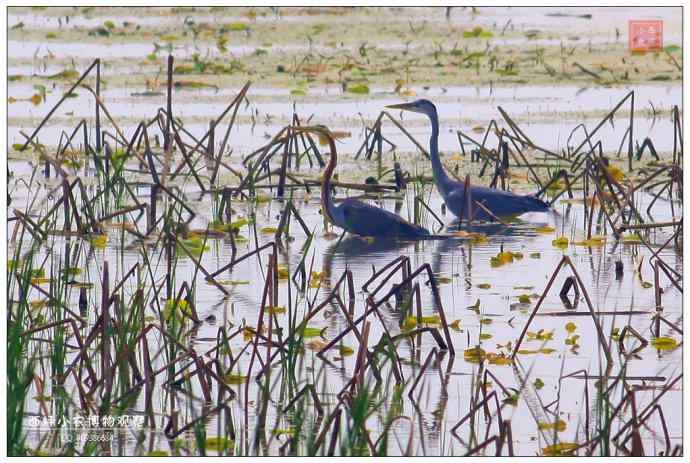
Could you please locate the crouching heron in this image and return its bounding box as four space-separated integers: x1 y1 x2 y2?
294 125 430 238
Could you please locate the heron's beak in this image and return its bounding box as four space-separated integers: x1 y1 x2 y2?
386 102 419 113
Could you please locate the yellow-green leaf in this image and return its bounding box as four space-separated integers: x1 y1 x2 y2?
651 336 679 351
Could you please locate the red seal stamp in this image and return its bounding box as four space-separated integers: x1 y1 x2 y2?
629 19 663 52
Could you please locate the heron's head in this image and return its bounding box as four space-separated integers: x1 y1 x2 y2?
386 99 437 116
292 124 340 149
292 124 333 139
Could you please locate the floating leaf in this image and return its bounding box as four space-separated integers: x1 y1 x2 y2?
572 235 607 247
479 333 493 340
454 230 488 243
70 282 93 289
604 165 625 182
464 346 486 363
622 233 643 244
243 327 258 342
30 269 45 278
308 270 327 288
88 234 108 249
466 299 480 313
534 225 555 233
517 347 556 355
526 329 554 341
163 299 193 321
265 306 286 314
518 294 531 304
338 345 355 356
420 315 441 325
146 450 169 456
226 22 248 31
565 334 580 346
260 226 278 234
216 280 250 286
60 267 82 277
463 51 486 62
277 266 290 280
542 443 579 456
178 236 209 256
538 419 567 432
552 236 569 248
448 319 461 331
496 68 519 76
174 80 219 91
290 88 307 96
228 217 250 229
346 83 370 95
224 373 248 385
477 283 491 289
205 436 233 452
299 326 325 338
486 352 512 365
45 69 80 80
490 249 518 267
533 378 545 390
651 336 679 351
402 315 417 331
565 322 577 334
503 393 519 406
463 26 494 38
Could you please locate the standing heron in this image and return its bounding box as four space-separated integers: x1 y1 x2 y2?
386 99 549 220
295 126 430 238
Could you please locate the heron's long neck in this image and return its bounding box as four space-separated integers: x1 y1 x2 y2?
428 110 452 197
321 139 339 223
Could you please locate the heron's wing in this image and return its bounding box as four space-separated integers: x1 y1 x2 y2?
446 184 547 217
340 199 428 237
